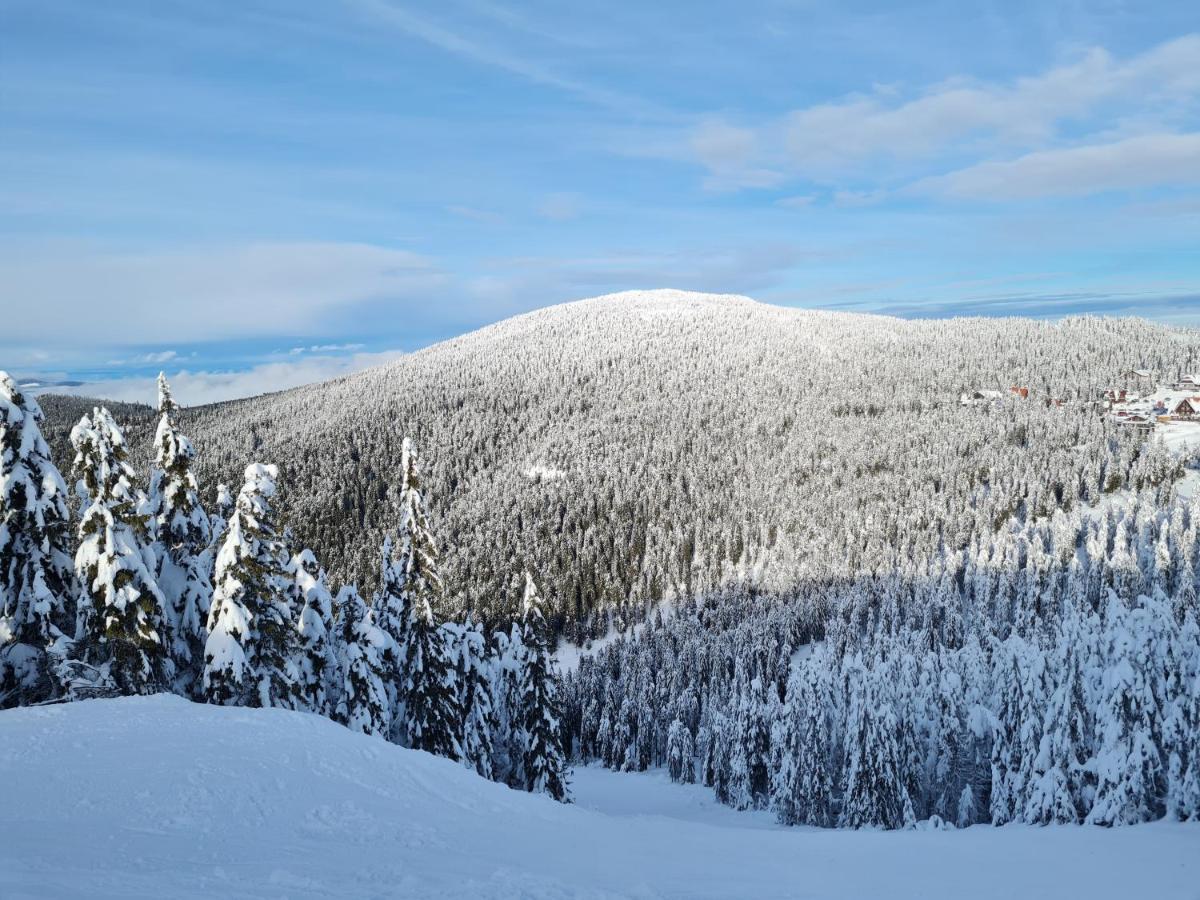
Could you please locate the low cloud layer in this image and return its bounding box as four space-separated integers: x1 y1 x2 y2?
46 349 406 407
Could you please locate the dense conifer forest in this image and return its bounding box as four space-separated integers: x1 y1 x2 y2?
11 291 1200 828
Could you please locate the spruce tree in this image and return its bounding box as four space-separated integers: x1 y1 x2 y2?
775 658 835 826
400 574 462 758
518 572 570 801
1025 615 1093 824
69 408 169 696
839 659 909 829
1088 593 1168 825
147 373 212 696
334 584 390 737
445 617 498 779
385 439 461 757
203 463 299 709
0 372 75 707
371 538 408 735
289 548 337 716
491 622 528 787
990 636 1038 825
666 717 695 783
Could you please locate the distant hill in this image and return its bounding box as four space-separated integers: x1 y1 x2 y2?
37 290 1200 639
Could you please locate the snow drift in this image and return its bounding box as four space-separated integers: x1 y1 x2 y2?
2 696 1197 899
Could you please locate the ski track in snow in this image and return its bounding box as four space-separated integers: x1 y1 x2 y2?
2 696 1197 900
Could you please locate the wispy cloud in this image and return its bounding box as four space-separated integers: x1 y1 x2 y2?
345 0 664 117
782 36 1200 175
288 343 365 355
913 132 1200 200
676 34 1200 196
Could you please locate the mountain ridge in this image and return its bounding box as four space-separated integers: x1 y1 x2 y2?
36 294 1200 637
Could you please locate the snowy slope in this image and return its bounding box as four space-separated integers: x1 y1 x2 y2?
39 289 1200 638
3 697 1197 900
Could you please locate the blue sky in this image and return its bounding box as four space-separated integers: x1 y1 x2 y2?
3 0 1199 402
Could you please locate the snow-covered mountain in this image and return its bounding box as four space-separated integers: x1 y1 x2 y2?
38 289 1200 638
3 695 1196 899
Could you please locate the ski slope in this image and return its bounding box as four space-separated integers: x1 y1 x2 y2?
2 696 1197 899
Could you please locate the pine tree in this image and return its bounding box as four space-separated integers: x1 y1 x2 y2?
840 658 909 829
774 657 835 826
203 463 299 709
1088 593 1168 825
0 372 75 707
445 617 498 779
401 588 462 758
385 439 461 758
1025 614 1093 824
147 373 212 696
1165 610 1200 820
289 548 336 716
518 572 570 801
491 622 528 788
334 584 390 737
990 635 1039 825
69 408 169 696
369 439 458 753
666 717 695 783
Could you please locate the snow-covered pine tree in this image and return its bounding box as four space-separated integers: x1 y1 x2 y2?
491 621 528 788
0 372 75 707
1165 610 1200 820
69 408 169 696
518 572 570 801
203 463 300 709
839 657 910 829
666 717 695 783
208 483 233 548
147 373 212 696
444 617 498 779
400 579 462 758
1088 592 1168 825
288 548 337 716
990 635 1040 825
334 584 390 737
383 439 462 758
773 656 835 827
1025 611 1094 824
371 536 408 735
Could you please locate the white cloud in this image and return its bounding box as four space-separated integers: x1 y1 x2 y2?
289 343 365 355
0 241 445 345
49 350 407 407
915 132 1200 200
782 35 1200 175
675 34 1200 193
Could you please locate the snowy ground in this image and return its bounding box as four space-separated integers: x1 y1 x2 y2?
2 697 1197 900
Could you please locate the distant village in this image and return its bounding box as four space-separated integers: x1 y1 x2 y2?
961 371 1200 432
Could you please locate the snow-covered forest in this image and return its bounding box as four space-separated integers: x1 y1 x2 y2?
7 290 1200 834
2 372 569 801
36 292 1200 640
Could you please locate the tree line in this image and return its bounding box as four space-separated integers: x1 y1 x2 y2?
37 297 1200 641
564 485 1200 827
0 372 569 801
